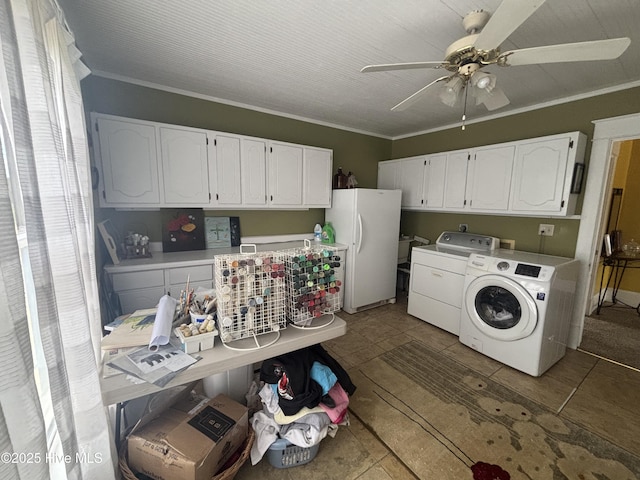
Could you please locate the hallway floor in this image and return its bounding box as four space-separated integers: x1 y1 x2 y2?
236 293 640 479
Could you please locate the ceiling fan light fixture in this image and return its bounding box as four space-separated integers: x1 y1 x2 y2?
439 76 463 106
471 71 496 91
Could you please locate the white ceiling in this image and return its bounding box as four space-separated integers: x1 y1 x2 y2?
58 0 640 138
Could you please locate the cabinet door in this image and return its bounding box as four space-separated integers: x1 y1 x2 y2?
399 157 425 208
424 153 446 208
443 151 470 209
211 134 242 206
161 127 209 205
303 147 332 207
510 136 571 213
268 143 303 206
118 287 167 314
378 160 400 190
96 117 160 206
469 145 515 211
241 138 267 206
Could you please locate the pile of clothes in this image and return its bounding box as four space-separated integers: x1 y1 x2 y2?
250 344 356 465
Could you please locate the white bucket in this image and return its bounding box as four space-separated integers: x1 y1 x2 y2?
202 365 253 404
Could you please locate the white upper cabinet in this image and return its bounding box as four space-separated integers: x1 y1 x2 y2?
468 145 515 211
423 153 446 209
377 131 585 217
160 127 210 205
399 156 426 208
95 115 161 206
377 160 401 190
91 113 333 210
210 134 243 206
510 132 586 216
268 142 303 207
443 150 471 210
241 137 268 206
303 147 332 207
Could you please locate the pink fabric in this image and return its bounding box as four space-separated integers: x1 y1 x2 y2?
319 382 349 423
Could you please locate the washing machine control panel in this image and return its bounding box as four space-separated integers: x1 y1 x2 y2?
468 254 555 280
515 263 542 278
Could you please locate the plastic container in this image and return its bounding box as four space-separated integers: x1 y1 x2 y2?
174 327 217 354
313 224 322 242
266 438 319 468
321 222 335 244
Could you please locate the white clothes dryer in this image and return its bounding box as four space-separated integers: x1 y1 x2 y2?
459 249 580 376
408 232 499 335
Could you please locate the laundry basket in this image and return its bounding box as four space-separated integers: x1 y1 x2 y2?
266 437 320 468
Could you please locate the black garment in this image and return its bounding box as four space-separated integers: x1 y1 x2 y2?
260 344 356 416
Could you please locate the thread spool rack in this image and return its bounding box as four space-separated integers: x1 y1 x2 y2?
214 245 286 347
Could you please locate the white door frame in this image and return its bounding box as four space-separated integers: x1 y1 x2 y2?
570 112 640 349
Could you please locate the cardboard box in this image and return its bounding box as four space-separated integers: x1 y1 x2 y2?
128 393 248 480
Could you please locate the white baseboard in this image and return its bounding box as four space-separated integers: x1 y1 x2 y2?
590 288 640 314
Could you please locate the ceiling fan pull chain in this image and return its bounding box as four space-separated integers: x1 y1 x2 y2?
461 83 469 131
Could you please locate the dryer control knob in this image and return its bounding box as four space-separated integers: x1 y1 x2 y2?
497 261 509 271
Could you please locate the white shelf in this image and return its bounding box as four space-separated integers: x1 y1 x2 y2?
100 315 347 405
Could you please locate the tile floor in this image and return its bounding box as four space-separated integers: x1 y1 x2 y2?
235 292 640 479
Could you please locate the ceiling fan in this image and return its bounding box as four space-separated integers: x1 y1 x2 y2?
361 0 631 119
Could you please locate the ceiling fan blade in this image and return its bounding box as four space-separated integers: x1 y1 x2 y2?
473 0 547 52
391 75 450 111
361 61 448 73
500 37 631 66
479 86 510 111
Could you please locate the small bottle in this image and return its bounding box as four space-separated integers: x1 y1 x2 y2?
334 167 348 189
321 222 335 244
314 224 322 242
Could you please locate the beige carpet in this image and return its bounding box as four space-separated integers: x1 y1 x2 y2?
581 305 640 370
348 341 639 480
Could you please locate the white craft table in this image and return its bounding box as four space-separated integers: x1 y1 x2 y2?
100 316 347 406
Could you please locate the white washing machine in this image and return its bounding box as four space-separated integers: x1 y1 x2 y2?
459 249 580 377
407 232 499 335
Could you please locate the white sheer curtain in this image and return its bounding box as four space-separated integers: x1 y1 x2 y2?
0 0 116 479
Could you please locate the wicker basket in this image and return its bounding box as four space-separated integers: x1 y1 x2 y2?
119 427 255 480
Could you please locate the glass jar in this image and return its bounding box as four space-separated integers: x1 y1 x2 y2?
622 239 640 257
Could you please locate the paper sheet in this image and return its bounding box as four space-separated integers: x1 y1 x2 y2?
148 295 178 351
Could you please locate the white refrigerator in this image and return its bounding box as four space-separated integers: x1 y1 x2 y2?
325 188 402 314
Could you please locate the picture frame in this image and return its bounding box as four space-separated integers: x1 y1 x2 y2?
570 163 585 194
161 209 206 253
205 216 241 249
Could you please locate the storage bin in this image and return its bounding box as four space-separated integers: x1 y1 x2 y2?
266 437 319 468
174 327 217 353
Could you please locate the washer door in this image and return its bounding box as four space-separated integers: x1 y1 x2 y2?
464 275 537 341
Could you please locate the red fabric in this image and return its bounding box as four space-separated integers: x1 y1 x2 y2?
471 461 510 480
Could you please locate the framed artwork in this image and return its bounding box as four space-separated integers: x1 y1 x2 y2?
205 216 241 249
161 209 205 252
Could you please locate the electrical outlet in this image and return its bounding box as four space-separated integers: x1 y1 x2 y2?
538 224 555 236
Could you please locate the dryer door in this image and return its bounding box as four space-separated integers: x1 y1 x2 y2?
464 275 538 341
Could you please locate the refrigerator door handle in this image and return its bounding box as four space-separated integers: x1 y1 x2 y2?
356 213 363 254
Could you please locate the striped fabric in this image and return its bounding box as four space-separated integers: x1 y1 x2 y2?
0 0 115 478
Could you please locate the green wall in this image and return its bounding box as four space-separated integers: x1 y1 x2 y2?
83 75 640 258
82 76 391 240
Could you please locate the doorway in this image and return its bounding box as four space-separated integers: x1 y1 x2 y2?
579 138 640 369
572 112 640 360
